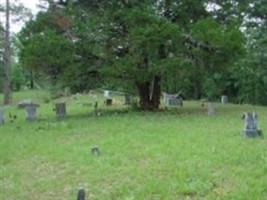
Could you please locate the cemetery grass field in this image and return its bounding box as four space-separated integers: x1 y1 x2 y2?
0 90 267 200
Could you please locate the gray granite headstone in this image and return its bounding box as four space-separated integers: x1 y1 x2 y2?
55 103 66 118
241 112 263 138
25 105 37 120
0 109 4 125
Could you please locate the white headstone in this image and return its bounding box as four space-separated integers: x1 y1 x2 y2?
221 95 228 104
104 90 110 98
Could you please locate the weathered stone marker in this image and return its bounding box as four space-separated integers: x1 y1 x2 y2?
0 109 4 125
105 98 112 106
241 112 263 138
91 145 100 156
55 103 66 118
104 90 110 98
163 92 183 106
77 186 85 200
207 102 216 115
221 95 228 104
25 105 37 120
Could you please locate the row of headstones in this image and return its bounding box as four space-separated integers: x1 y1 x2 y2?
163 93 229 107
0 103 66 123
0 93 132 124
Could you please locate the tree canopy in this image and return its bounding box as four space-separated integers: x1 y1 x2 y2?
16 0 267 108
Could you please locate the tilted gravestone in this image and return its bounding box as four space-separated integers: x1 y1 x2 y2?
25 105 37 120
55 103 66 118
241 112 263 138
0 109 4 125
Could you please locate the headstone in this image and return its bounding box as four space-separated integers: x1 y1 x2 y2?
167 97 183 106
77 186 85 200
163 92 183 106
25 105 37 120
105 98 112 106
0 109 4 125
104 90 110 98
241 112 263 138
207 102 216 115
55 103 66 118
91 145 100 156
221 95 228 104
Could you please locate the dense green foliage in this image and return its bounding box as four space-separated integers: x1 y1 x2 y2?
15 0 267 107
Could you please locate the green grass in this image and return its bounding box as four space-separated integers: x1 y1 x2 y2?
0 90 267 200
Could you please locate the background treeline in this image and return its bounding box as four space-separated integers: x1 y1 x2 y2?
1 0 266 107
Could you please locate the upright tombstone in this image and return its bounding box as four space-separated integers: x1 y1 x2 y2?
105 98 112 106
221 95 228 104
207 102 216 115
77 185 85 200
104 90 110 98
241 112 263 138
25 104 37 120
163 92 183 106
0 109 4 125
55 103 66 118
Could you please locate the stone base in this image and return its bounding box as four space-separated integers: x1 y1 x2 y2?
242 129 263 138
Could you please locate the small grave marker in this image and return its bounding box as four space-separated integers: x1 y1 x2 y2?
105 98 112 106
241 112 263 138
104 90 110 98
77 185 85 200
25 105 37 120
0 109 4 125
55 103 66 118
163 92 183 106
207 102 216 115
91 145 100 156
221 95 228 104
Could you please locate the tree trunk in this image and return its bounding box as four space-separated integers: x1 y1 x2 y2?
151 75 161 109
3 0 11 105
136 75 161 110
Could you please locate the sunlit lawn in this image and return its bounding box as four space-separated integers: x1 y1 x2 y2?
0 90 266 200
